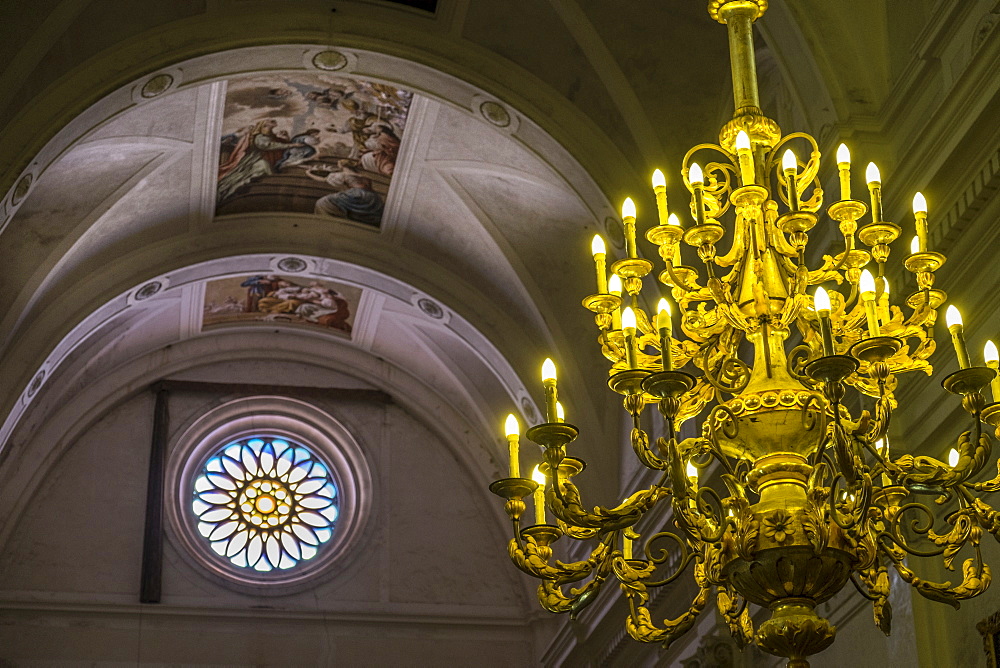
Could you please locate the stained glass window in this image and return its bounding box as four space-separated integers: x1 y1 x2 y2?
192 436 339 572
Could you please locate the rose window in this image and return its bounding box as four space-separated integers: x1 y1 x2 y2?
192 436 339 572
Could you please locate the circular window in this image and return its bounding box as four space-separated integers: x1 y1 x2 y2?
192 435 340 572
167 396 372 590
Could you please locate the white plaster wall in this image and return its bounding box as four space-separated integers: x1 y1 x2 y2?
0 357 533 666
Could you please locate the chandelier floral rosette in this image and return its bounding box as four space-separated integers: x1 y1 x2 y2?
192 436 339 572
489 1 1000 666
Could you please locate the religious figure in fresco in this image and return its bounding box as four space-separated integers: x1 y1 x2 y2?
307 161 385 226
216 119 308 202
275 128 322 170
214 74 412 223
359 122 401 176
255 279 352 332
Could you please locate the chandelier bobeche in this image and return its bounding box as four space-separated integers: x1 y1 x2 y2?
489 1 1000 666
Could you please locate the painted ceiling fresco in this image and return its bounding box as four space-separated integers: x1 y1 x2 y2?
202 274 362 337
215 74 413 227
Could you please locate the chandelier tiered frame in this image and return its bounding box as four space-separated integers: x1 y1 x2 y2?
488 2 1000 666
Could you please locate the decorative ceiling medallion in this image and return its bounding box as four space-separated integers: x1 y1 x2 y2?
134 281 164 301
604 215 625 249
26 370 45 398
311 50 348 72
520 396 538 423
479 100 511 128
11 173 32 205
276 256 308 273
140 73 174 98
417 297 444 319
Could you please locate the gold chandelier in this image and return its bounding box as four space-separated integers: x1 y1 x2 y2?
488 2 1000 666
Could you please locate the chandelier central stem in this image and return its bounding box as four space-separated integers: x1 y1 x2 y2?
719 1 764 115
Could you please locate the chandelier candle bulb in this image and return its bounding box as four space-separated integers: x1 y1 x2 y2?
652 169 669 226
556 401 565 423
866 162 883 223
504 414 520 478
609 274 623 329
986 340 1000 402
667 213 683 264
685 460 698 483
735 130 755 185
657 298 673 371
836 143 851 200
860 269 880 336
622 197 638 259
622 306 639 369
689 162 707 226
910 236 920 255
591 235 608 294
531 466 547 525
814 287 834 356
541 358 559 422
945 305 971 369
782 148 799 210
913 192 928 252
948 448 960 468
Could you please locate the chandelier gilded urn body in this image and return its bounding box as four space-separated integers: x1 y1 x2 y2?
489 1 1000 666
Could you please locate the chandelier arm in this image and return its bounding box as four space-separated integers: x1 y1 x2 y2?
717 586 755 648
878 502 949 558
883 536 990 609
848 569 882 602
638 531 697 587
622 569 711 645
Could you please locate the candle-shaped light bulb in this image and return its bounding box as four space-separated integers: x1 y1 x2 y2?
622 306 638 369
689 162 704 185
986 340 999 365
504 413 520 478
504 413 519 437
948 448 960 468
555 401 565 422
621 197 638 258
735 130 751 151
945 305 971 369
910 236 920 255
541 358 557 382
814 286 831 312
866 163 881 185
686 461 698 481
689 163 706 225
667 213 681 227
666 213 683 264
782 148 799 210
814 287 834 356
657 297 673 371
621 306 637 330
591 234 608 294
734 130 755 185
541 358 559 423
946 305 963 328
531 465 547 525
608 274 623 329
860 269 876 294
859 270 880 336
866 162 883 223
913 191 928 252
985 340 1000 402
782 148 797 172
836 143 852 200
837 143 851 165
651 168 670 228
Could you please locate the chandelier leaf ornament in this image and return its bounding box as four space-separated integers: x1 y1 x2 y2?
488 2 1000 665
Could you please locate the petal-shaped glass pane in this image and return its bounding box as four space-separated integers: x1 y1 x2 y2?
227 528 250 557
294 478 326 495
298 495 333 510
199 508 234 523
299 511 332 528
280 529 301 560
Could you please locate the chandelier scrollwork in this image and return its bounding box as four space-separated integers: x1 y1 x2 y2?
488 2 1000 666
